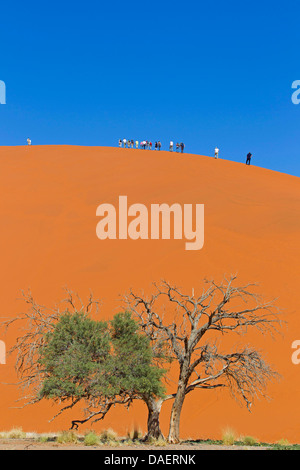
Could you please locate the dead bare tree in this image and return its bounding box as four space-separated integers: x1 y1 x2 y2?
125 275 282 443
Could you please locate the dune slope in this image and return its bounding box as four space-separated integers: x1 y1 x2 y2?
0 145 299 443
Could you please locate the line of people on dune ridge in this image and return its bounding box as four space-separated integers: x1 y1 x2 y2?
24 137 253 165
119 139 185 153
119 140 253 165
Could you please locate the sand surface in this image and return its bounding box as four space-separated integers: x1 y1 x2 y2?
0 145 299 444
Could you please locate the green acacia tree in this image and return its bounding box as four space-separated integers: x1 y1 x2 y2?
39 311 166 432
1 290 166 439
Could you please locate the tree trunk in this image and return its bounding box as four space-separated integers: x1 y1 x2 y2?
144 396 164 441
167 381 186 443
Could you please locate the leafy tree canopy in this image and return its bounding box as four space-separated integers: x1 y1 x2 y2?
38 311 166 409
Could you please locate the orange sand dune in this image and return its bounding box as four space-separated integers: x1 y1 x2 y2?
0 145 300 443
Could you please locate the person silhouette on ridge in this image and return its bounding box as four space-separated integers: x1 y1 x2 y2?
246 152 252 165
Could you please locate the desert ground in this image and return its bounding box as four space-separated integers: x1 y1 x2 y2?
0 437 270 451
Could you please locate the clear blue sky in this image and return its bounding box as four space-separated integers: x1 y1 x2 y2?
0 0 299 176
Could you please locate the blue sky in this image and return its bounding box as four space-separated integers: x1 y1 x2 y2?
0 0 299 176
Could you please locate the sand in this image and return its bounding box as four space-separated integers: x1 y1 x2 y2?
0 145 299 444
